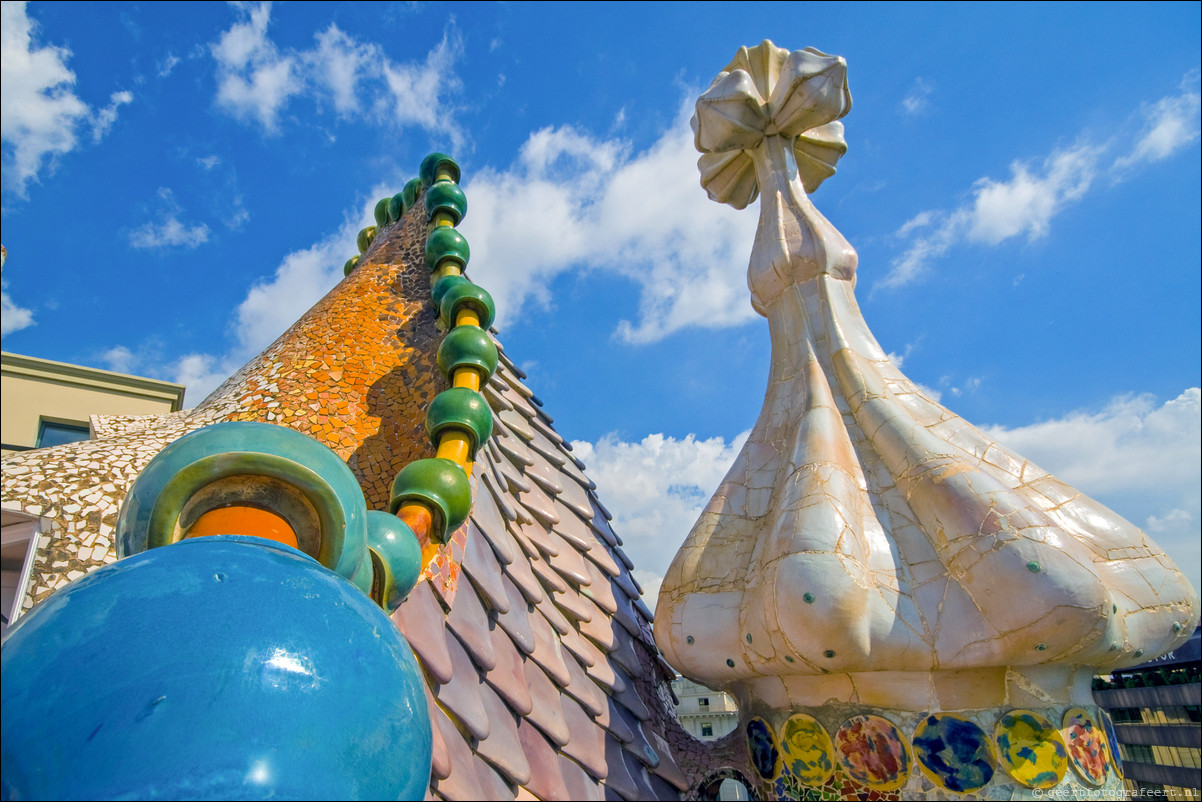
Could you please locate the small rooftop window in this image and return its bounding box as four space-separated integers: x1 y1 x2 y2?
37 420 90 448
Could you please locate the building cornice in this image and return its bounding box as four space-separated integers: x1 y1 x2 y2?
1 351 185 411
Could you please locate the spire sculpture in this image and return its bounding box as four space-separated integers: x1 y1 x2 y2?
655 40 1198 800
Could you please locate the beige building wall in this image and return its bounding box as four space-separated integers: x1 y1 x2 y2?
1 351 185 455
671 676 740 741
1 351 185 629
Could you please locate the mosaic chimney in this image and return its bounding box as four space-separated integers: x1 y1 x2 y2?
654 39 1199 800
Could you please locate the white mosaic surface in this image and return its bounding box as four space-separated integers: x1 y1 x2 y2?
2 409 228 611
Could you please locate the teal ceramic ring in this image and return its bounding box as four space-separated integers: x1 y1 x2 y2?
424 181 467 225
437 325 498 382
373 197 391 227
357 225 376 254
420 152 461 187
366 511 422 612
440 281 495 330
115 421 369 585
387 192 406 223
389 457 472 544
425 226 470 272
431 274 470 308
402 177 422 209
425 387 494 458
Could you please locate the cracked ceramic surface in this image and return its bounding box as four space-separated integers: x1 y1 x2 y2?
656 40 1198 714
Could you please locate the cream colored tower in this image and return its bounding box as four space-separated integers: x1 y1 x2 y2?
655 40 1198 800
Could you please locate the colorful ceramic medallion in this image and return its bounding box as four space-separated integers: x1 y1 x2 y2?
912 713 995 793
1062 707 1109 786
1100 709 1123 780
779 713 836 786
834 715 911 792
993 709 1068 789
747 716 782 780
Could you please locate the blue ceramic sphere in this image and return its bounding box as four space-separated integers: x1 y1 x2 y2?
1 536 431 800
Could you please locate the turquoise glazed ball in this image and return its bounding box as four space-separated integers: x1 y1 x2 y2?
0 536 431 801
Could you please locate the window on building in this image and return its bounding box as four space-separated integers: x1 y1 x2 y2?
698 697 709 707
701 723 713 737
1122 743 1155 764
1109 707 1142 723
1 511 41 638
36 420 90 448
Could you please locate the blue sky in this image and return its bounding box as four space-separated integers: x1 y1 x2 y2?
2 1 1199 599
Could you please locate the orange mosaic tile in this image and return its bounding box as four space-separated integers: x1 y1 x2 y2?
205 200 444 516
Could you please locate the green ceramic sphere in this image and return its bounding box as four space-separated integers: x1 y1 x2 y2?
374 198 391 227
425 387 493 458
431 274 469 308
366 511 422 612
419 152 461 187
343 255 360 276
424 181 467 225
436 326 498 382
401 178 422 210
357 225 377 255
440 282 495 330
387 192 406 223
389 458 472 544
424 226 470 272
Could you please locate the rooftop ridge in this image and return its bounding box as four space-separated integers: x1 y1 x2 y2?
2 152 707 800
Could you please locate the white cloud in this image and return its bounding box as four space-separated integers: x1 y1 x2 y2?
156 52 180 79
1113 73 1201 172
882 209 965 289
197 155 221 170
982 388 1201 591
1 245 34 335
571 431 748 602
129 217 210 249
900 77 933 115
378 30 464 147
140 185 385 404
173 353 238 405
966 145 1100 244
941 374 982 398
633 570 663 606
129 187 211 250
1146 508 1192 534
308 24 377 116
1 285 35 335
98 345 136 374
224 196 250 230
1 2 133 195
882 72 1201 290
461 106 758 341
1 1 90 193
208 5 464 142
882 142 1101 288
230 219 355 356
211 1 301 132
90 90 133 141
